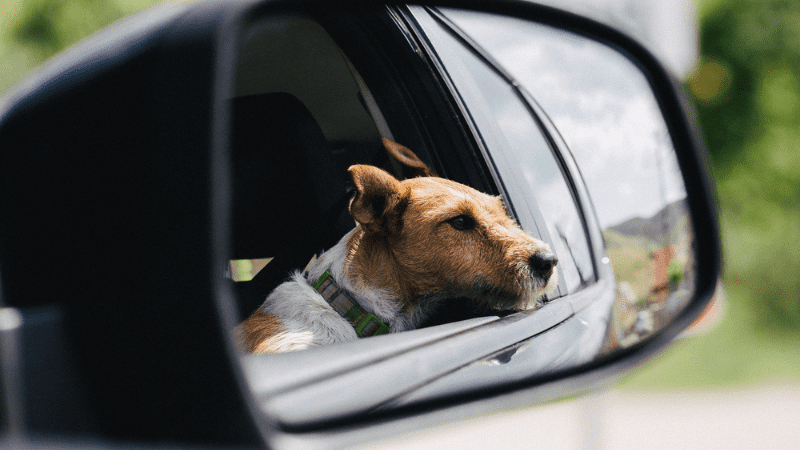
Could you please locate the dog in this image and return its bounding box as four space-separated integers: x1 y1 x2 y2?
236 139 558 353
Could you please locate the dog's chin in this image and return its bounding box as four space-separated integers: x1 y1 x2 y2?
442 270 558 312
416 265 559 316
414 270 559 328
493 268 559 311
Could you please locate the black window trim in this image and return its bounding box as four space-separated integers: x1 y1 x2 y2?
398 5 566 299
314 5 496 193
404 5 602 293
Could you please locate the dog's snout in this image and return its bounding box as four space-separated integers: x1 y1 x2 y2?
529 252 558 279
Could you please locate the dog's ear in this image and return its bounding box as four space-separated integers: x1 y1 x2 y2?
348 164 409 234
382 137 437 178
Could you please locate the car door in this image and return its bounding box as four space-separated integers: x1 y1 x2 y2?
233 4 622 431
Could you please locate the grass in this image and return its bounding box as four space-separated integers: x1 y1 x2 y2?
603 229 661 303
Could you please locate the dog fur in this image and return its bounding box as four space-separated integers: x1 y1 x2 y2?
236 141 558 353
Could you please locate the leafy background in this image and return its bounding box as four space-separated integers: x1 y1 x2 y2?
625 0 800 388
2 0 799 388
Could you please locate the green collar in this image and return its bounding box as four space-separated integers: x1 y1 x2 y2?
311 271 390 338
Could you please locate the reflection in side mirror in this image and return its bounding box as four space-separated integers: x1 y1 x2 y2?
226 4 714 433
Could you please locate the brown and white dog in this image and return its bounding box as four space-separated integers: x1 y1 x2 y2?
236 140 558 353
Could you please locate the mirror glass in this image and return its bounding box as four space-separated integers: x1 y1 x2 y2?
227 4 696 425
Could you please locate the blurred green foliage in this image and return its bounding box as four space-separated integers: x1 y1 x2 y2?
0 0 162 93
625 0 800 388
1 0 798 386
689 0 800 334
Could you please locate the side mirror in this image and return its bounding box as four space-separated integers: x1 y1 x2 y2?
0 0 719 448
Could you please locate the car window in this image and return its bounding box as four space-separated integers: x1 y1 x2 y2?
408 7 596 295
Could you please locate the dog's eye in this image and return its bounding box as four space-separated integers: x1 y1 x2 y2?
448 215 475 231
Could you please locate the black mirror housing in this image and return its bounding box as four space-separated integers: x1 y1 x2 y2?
0 1 265 445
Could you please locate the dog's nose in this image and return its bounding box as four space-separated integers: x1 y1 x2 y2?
529 252 558 279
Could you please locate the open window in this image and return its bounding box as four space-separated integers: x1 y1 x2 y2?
228 4 619 429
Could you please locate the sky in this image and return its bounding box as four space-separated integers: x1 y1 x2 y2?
444 9 687 229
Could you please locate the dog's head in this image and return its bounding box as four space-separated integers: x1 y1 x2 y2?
346 158 557 312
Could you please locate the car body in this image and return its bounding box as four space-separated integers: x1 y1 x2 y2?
0 0 719 448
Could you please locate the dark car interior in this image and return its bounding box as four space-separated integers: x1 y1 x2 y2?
227 11 522 326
